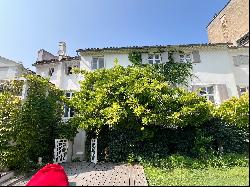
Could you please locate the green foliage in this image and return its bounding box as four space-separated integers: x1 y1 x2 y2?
216 93 249 129
128 51 142 66
0 74 77 171
70 63 210 133
128 50 193 86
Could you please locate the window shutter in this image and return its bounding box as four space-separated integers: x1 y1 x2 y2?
141 53 148 64
192 50 201 63
161 52 169 63
173 52 180 63
217 84 229 102
65 63 68 75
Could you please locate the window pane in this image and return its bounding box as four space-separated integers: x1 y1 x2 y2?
180 54 185 63
66 92 71 98
185 54 192 62
155 60 161 64
208 96 215 103
148 54 153 59
98 58 104 69
207 86 214 94
68 66 72 74
155 54 160 59
70 108 74 117
200 87 206 95
240 87 246 93
64 105 69 117
91 60 97 70
148 60 154 64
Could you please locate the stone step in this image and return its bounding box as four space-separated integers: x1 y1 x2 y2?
0 175 25 186
0 171 14 184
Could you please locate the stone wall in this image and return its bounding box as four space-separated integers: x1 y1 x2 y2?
207 0 249 45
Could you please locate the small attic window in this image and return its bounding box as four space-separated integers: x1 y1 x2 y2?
66 64 79 75
49 67 55 76
67 66 72 75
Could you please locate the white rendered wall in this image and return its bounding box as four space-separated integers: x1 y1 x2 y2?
191 48 239 99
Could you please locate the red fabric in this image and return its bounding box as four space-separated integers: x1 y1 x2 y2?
26 163 69 186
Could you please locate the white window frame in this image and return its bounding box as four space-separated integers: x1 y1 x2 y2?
199 85 215 103
148 53 161 64
179 53 192 63
91 57 105 70
63 92 74 119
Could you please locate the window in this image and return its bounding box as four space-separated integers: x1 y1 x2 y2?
148 54 161 64
200 86 215 103
66 63 79 75
91 57 105 70
233 55 249 66
64 92 74 118
67 66 72 75
180 53 192 63
48 67 55 76
238 85 249 96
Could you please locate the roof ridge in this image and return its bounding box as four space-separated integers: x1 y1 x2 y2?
76 43 234 53
206 0 232 28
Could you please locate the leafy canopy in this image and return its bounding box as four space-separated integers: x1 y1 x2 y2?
70 63 212 133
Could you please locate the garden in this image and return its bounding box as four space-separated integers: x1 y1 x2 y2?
0 51 249 186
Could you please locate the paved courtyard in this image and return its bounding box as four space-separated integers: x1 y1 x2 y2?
13 162 148 186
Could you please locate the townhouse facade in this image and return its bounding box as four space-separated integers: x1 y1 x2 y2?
33 42 249 161
35 43 249 105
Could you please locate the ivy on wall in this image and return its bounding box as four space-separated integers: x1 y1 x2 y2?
128 49 193 86
0 74 77 171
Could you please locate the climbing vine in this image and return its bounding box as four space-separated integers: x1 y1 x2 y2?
128 49 193 86
128 51 142 66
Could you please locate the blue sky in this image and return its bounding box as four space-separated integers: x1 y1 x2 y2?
0 0 228 70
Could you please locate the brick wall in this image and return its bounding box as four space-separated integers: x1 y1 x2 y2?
207 0 249 45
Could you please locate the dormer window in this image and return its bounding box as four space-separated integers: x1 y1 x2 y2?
67 66 72 75
148 54 161 64
65 63 80 75
48 67 55 76
91 57 105 70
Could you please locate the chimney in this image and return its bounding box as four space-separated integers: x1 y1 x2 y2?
58 42 66 60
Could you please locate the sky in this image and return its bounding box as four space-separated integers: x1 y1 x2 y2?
0 0 229 70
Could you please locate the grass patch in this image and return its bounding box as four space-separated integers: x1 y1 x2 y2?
141 154 249 186
144 166 249 186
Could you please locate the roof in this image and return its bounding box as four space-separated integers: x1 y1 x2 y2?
33 56 80 66
76 43 234 54
206 0 231 28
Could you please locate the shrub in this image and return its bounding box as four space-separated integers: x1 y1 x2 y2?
216 93 249 129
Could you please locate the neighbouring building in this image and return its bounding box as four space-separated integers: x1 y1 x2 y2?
0 55 33 94
0 56 29 81
207 0 249 46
